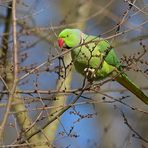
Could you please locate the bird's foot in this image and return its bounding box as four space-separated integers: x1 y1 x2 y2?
84 67 96 82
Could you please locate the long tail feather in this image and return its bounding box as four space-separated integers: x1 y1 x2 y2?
116 73 148 104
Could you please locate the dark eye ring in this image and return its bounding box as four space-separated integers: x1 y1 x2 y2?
67 35 69 37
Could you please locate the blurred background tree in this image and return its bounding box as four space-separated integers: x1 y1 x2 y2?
0 0 148 147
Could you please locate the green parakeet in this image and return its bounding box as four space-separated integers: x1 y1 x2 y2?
58 28 148 104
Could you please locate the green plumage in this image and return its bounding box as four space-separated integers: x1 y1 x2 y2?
58 29 148 104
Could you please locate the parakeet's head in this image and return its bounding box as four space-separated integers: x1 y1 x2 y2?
58 29 82 48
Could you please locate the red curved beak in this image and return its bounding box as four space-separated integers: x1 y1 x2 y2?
58 38 64 48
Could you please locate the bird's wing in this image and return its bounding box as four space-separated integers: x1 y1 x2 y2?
83 34 121 69
96 39 121 68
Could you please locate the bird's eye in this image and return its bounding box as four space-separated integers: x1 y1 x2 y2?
66 35 69 37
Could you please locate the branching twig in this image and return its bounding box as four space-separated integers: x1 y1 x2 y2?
17 86 86 144
121 111 148 143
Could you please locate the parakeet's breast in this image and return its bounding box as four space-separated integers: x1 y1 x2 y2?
71 45 115 80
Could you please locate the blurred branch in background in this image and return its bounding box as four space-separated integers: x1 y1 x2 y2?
0 0 40 146
36 0 93 146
